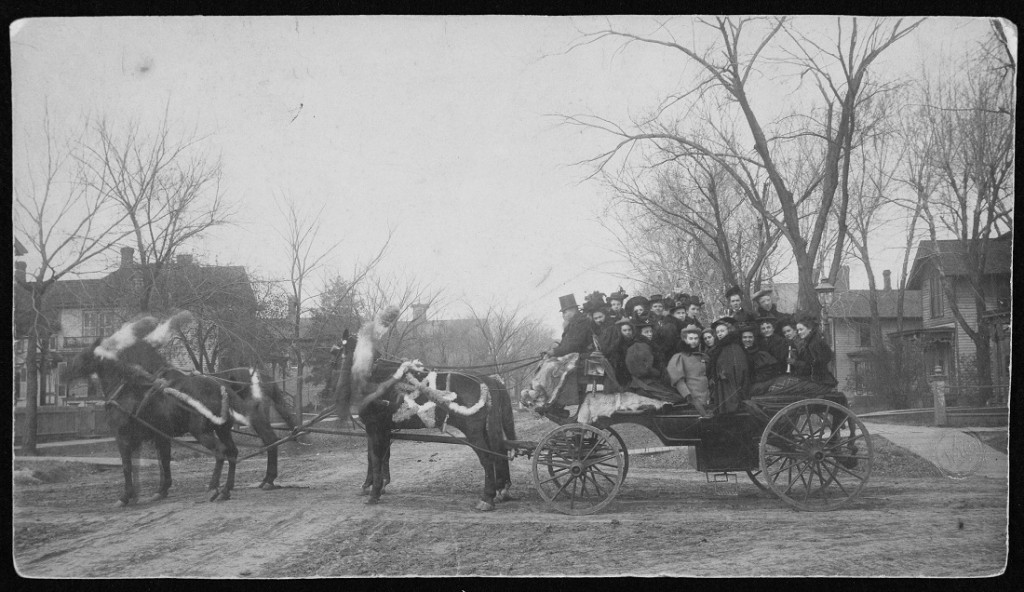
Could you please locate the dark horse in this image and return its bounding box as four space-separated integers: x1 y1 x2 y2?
211 367 297 490
334 328 517 511
65 316 239 505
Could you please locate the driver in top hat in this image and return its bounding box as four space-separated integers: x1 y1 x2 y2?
547 294 594 358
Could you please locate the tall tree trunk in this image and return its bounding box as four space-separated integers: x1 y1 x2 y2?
795 253 822 317
23 330 39 455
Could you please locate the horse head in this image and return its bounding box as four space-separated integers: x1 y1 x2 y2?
65 313 192 389
520 353 578 409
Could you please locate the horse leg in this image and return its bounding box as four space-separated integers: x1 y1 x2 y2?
488 428 514 503
381 440 391 494
116 434 138 507
217 428 238 501
361 432 375 495
365 424 387 504
195 431 226 501
468 427 497 512
147 436 173 502
251 416 280 490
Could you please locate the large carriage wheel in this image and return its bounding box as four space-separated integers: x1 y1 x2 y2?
745 469 769 491
758 399 873 511
532 423 625 515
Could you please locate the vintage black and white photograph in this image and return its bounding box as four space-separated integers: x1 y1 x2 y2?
12 15 1012 577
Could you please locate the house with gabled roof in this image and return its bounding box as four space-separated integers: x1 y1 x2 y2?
890 233 1012 403
13 246 259 407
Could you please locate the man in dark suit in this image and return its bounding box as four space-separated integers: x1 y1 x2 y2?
725 286 756 323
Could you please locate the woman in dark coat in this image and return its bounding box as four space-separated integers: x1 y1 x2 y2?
625 320 678 401
599 317 634 386
710 316 750 414
790 316 838 387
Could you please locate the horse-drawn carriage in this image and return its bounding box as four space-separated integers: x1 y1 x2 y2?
517 352 874 515
65 311 873 517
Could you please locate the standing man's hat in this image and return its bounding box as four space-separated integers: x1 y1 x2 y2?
649 294 664 304
624 295 650 312
608 287 628 303
752 288 773 302
724 286 743 299
558 294 579 312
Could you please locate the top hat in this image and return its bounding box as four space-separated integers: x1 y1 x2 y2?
624 295 650 312
752 288 773 302
724 286 743 299
558 294 579 312
608 287 628 303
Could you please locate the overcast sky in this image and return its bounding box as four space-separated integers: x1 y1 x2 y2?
10 16 1003 332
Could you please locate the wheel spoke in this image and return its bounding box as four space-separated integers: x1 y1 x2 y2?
821 457 869 482
583 452 620 468
820 460 851 497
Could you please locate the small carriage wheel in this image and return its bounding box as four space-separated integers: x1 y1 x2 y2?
758 398 873 511
532 423 625 516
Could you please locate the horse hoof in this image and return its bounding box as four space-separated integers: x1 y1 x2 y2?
474 500 496 512
217 490 231 501
116 498 134 508
365 497 380 505
259 482 279 491
209 489 221 502
360 486 371 496
495 488 515 502
146 493 167 503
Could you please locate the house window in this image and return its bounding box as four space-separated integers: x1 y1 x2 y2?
82 310 120 339
858 324 872 348
852 361 864 390
929 275 944 318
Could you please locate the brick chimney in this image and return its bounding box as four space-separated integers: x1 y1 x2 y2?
15 261 27 285
287 296 298 319
120 246 135 268
883 270 892 291
411 303 428 321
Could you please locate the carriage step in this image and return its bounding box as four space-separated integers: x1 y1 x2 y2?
705 471 738 484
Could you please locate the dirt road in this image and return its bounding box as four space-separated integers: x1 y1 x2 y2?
14 413 1008 577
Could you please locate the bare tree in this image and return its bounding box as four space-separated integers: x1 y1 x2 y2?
602 152 785 310
13 110 131 454
465 302 554 396
911 34 1015 401
359 271 446 359
75 106 235 312
274 199 391 417
566 16 923 315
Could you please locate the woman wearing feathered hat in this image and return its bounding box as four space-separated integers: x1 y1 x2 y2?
624 295 651 324
606 287 628 325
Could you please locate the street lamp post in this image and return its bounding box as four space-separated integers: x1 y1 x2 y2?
815 280 836 373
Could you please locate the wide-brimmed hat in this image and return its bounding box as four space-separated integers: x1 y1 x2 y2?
558 294 579 312
724 286 743 299
738 323 759 335
581 291 607 314
624 295 650 312
680 324 702 335
608 287 628 303
752 288 773 302
711 316 737 329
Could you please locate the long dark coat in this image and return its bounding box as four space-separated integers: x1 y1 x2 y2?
551 312 594 357
597 324 632 386
791 329 838 387
711 332 750 413
625 335 678 401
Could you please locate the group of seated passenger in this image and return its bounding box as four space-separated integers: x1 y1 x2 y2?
544 285 837 418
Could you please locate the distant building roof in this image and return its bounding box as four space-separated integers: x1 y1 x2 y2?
907 236 1012 289
14 238 28 256
829 289 922 319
